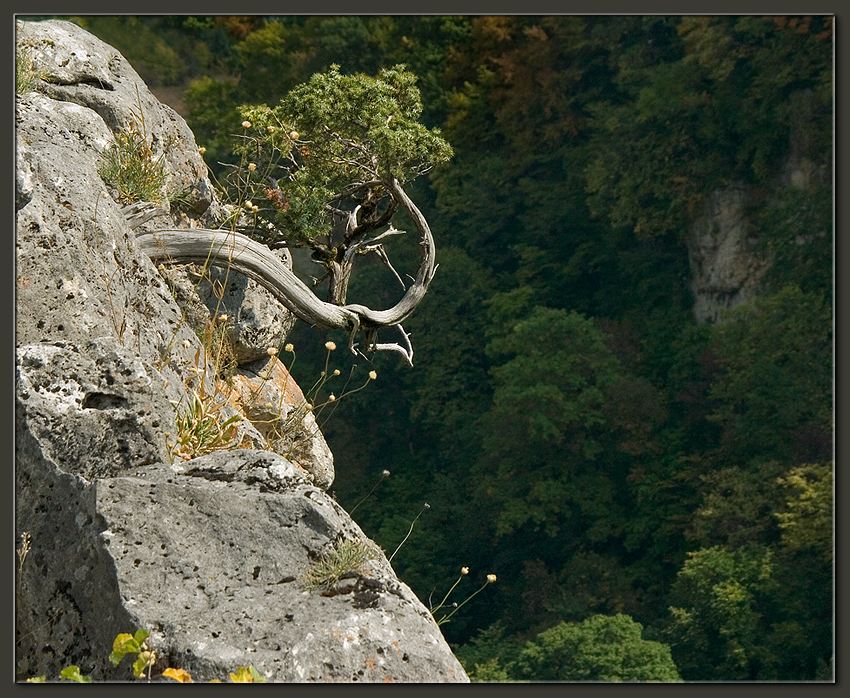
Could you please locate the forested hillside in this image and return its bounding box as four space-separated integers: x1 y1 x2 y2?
62 15 833 681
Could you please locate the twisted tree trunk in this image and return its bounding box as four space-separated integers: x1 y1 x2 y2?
132 178 435 362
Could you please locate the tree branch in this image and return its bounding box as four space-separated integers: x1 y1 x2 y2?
129 178 434 362
342 177 437 327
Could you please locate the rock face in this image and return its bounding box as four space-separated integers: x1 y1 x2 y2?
686 185 769 324
686 89 829 325
15 19 467 683
16 450 467 683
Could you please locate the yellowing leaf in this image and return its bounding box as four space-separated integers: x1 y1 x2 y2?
229 666 254 683
132 651 155 679
59 665 92 683
229 665 266 683
109 632 142 666
112 632 136 653
162 667 193 683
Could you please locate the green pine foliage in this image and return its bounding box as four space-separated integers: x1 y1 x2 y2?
235 64 452 246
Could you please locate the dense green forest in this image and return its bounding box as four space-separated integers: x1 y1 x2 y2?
64 15 833 681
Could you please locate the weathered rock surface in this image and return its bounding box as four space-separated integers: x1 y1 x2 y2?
686 89 829 325
162 257 298 366
17 19 213 216
16 450 467 682
15 19 466 683
16 339 172 480
229 357 335 490
686 185 770 324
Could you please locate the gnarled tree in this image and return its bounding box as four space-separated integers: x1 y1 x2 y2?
136 65 452 364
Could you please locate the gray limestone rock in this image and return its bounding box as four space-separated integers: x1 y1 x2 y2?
161 257 298 366
16 340 172 480
15 89 201 406
15 18 465 682
686 186 770 324
195 255 298 365
16 450 468 682
17 19 213 216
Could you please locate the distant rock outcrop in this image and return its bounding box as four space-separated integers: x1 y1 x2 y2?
685 184 769 324
15 19 467 683
685 90 829 324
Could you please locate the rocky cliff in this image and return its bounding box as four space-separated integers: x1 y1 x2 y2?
685 90 829 324
15 19 467 683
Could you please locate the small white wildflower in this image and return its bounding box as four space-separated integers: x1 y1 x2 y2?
284 343 294 353
267 125 276 133
382 469 391 478
461 566 470 576
328 394 336 402
242 120 252 129
486 574 497 584
305 403 313 411
325 341 337 351
182 339 191 348
243 200 254 210
289 130 300 140
218 314 229 323
266 346 278 356
197 146 206 155
333 368 341 376
247 162 257 172
368 370 378 381
252 205 260 214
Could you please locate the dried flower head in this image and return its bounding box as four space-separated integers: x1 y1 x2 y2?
266 347 278 356
289 130 300 140
328 394 336 402
247 162 257 172
486 574 497 584
333 369 341 376
368 370 378 381
325 341 337 351
284 343 294 353
242 120 252 129
461 566 470 576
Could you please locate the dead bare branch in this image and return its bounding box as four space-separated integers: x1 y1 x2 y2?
130 177 434 361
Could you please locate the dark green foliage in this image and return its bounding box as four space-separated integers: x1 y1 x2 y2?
755 182 832 297
479 306 627 538
584 16 832 238
666 546 776 679
237 64 452 246
707 285 832 466
515 614 681 682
